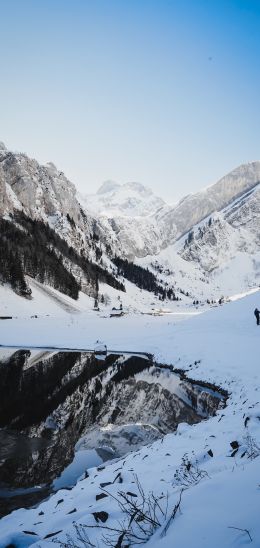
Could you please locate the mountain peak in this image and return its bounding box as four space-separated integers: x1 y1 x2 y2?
96 180 153 197
97 180 121 195
81 180 165 218
46 161 58 172
123 181 150 194
0 141 7 151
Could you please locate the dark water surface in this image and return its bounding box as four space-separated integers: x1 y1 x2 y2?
0 348 225 516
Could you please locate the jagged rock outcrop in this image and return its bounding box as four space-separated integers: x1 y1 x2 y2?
161 161 260 240
0 143 100 257
180 183 260 272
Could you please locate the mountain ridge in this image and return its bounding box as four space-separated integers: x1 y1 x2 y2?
79 160 260 258
1 141 260 303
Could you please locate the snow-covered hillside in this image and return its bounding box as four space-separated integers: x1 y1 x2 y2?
0 271 190 325
137 180 260 302
1 291 260 547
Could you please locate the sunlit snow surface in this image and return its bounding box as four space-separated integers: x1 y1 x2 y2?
0 286 260 546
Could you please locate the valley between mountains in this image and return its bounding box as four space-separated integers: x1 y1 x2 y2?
0 143 260 547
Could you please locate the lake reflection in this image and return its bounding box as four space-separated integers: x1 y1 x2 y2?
0 348 224 516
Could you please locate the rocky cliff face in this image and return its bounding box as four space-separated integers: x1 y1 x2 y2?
2 142 260 264
0 143 99 257
180 183 260 272
0 144 77 220
162 162 260 241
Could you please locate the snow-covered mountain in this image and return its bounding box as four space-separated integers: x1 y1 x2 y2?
0 141 97 255
0 143 178 304
79 162 260 260
0 142 168 262
0 143 129 300
1 140 260 303
138 180 260 301
78 181 168 258
79 180 166 218
180 183 260 270
158 161 260 241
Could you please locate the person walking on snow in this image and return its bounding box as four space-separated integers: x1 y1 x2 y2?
254 308 260 325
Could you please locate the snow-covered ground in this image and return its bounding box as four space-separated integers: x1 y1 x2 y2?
0 283 199 351
0 275 195 339
138 242 260 303
0 288 260 547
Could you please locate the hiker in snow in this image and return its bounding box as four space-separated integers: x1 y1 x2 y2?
254 308 260 325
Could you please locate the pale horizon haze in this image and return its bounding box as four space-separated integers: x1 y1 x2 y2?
0 0 259 202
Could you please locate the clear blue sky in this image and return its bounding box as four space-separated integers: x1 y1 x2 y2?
0 0 259 202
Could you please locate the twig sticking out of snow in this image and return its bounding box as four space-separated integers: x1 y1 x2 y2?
160 489 183 538
228 526 253 542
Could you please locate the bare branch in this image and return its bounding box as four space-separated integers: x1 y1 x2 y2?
228 526 252 542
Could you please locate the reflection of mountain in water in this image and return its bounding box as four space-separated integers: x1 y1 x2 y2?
0 349 225 515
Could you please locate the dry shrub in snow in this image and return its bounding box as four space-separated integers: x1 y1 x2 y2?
243 433 260 460
57 475 183 547
173 452 209 489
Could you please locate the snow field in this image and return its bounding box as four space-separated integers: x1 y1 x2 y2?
0 292 260 546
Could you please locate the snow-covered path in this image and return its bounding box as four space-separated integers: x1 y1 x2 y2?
1 292 260 547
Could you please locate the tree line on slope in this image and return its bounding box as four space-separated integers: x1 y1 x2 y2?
113 256 179 300
0 213 125 299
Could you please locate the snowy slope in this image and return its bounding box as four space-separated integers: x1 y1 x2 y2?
180 183 260 269
1 292 260 547
93 214 166 258
0 270 188 325
137 181 260 302
0 278 95 318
